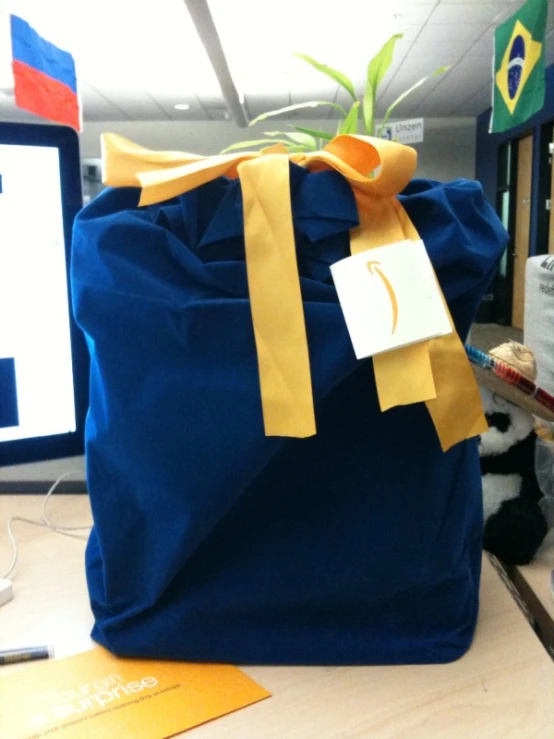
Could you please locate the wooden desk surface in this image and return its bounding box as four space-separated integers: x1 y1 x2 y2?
1 495 553 738
513 529 554 653
518 530 554 621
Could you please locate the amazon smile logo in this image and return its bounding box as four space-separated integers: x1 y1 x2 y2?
367 260 398 334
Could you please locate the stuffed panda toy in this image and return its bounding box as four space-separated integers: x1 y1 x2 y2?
479 388 549 565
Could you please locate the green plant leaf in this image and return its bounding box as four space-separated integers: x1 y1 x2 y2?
220 138 296 154
264 130 318 150
338 101 360 135
289 134 318 150
367 33 403 95
291 125 334 142
249 101 348 126
377 66 450 137
293 53 357 101
363 33 403 136
362 80 374 136
284 132 319 149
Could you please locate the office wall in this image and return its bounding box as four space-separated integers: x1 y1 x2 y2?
80 117 477 182
475 63 554 258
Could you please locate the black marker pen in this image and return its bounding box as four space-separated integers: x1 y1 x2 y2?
0 646 54 666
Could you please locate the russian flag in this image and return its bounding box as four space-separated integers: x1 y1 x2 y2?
10 15 81 131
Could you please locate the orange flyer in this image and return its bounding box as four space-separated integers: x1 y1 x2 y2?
0 646 270 739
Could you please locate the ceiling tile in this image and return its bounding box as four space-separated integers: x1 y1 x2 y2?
291 84 338 106
461 100 491 115
380 64 447 99
87 85 170 121
289 104 334 120
451 81 492 116
428 2 513 25
407 38 479 60
80 82 131 121
196 93 227 109
388 3 438 25
377 79 446 113
244 93 289 120
396 25 425 42
417 23 492 42
418 100 457 115
443 59 491 85
423 82 481 106
147 93 208 121
206 108 232 121
469 37 495 58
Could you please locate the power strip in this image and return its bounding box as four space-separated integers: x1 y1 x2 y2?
0 578 14 607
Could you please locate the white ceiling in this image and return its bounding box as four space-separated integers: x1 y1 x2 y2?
0 0 553 124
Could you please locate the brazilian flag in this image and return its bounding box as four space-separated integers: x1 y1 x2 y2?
490 0 547 133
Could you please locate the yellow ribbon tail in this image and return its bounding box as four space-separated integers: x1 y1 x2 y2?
238 155 316 438
426 332 490 451
392 199 488 450
350 190 439 414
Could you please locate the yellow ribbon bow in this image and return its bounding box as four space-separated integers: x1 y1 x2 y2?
101 133 488 451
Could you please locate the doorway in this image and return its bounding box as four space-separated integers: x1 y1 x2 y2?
536 121 553 257
545 124 554 254
491 141 516 325
512 134 534 329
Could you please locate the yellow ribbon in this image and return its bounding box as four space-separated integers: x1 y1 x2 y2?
101 133 488 450
239 154 316 437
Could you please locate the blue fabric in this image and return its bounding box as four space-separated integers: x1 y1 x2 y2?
72 166 508 665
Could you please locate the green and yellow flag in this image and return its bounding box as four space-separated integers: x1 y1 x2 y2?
490 0 547 133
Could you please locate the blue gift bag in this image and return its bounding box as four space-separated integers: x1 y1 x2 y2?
72 139 507 665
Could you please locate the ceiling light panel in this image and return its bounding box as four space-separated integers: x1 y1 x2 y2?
208 0 437 97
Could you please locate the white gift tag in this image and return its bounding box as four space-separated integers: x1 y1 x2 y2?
330 239 452 359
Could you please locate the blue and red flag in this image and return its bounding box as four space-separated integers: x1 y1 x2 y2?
10 14 81 131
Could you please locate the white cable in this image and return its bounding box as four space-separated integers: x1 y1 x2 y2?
1 471 91 581
41 472 91 534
